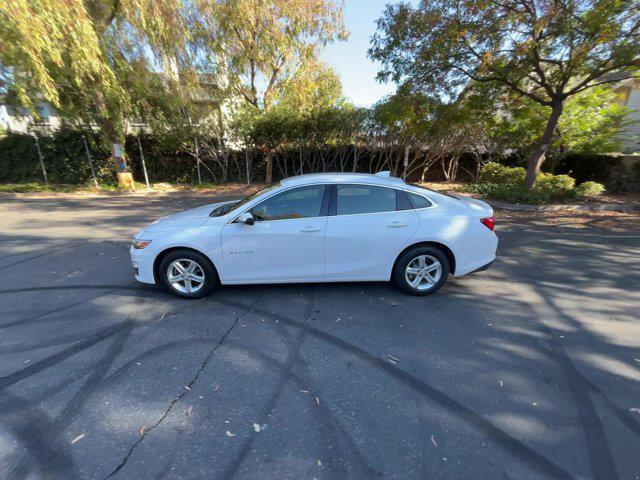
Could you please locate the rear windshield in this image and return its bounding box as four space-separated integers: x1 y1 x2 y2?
407 183 460 200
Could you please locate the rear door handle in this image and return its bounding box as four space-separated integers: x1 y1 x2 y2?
300 227 321 233
387 222 408 228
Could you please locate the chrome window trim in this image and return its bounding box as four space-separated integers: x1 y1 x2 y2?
227 181 438 224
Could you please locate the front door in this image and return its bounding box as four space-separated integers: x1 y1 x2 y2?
221 184 329 282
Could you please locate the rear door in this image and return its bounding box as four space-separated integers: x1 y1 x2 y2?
221 184 329 282
324 184 419 279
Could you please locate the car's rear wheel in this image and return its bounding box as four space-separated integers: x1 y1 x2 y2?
393 246 450 296
159 250 216 299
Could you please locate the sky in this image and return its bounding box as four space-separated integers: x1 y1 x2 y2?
321 0 400 107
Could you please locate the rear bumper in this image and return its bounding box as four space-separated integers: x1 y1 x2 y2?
470 259 494 273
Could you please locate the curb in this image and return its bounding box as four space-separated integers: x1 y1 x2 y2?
488 200 639 213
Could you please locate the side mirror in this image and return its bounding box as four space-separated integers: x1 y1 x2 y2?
237 212 255 225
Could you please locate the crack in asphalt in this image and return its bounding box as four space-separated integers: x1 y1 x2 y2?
0 241 90 271
104 293 264 479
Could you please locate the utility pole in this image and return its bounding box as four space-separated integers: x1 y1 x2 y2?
83 136 99 189
195 138 202 185
137 135 151 191
33 135 48 185
245 148 251 185
352 143 358 172
403 145 410 180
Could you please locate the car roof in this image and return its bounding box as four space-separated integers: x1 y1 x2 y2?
280 172 406 188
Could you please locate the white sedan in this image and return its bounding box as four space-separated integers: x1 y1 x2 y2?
130 172 497 298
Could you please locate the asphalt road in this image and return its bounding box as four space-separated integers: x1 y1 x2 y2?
0 193 639 480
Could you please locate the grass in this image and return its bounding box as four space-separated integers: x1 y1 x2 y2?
0 181 155 193
0 181 262 195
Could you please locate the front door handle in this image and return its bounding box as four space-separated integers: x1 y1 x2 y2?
300 227 321 233
387 222 408 228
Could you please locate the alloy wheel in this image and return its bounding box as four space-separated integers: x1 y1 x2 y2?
404 254 442 291
167 259 205 293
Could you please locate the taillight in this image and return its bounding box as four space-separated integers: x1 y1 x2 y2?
480 217 495 231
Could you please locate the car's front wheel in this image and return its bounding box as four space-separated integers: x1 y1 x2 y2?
159 250 217 299
393 246 450 296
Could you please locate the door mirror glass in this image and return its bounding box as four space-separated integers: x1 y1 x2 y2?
237 212 255 225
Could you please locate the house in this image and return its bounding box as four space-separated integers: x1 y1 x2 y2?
613 77 640 154
0 96 61 133
0 73 230 135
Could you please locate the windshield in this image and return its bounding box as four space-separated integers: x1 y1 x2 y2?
209 183 281 217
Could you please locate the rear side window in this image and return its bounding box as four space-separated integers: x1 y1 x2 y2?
336 185 396 215
406 192 432 209
250 185 325 221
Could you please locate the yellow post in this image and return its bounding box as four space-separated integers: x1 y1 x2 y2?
117 172 135 190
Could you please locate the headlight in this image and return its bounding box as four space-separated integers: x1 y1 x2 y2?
132 239 152 249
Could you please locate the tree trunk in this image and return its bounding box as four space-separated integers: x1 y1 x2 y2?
265 152 273 184
94 91 128 174
524 101 564 189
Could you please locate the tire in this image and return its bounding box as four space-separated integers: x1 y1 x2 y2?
158 250 217 299
393 246 450 296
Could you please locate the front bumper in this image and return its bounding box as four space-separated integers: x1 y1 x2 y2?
130 245 156 284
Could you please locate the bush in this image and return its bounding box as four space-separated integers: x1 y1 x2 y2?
464 162 604 204
462 182 553 204
478 162 526 184
552 153 622 184
575 181 606 196
536 171 575 196
0 128 113 184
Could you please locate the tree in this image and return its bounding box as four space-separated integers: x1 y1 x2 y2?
368 88 497 181
495 84 628 157
276 60 346 114
0 0 194 176
196 0 347 182
199 0 347 110
234 62 354 180
370 0 640 188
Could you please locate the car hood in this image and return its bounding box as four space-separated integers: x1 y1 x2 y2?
139 200 235 234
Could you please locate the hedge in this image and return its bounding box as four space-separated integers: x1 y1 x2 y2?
0 128 632 189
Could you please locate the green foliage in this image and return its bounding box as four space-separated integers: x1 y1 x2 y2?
0 0 197 150
493 86 628 157
240 103 366 152
275 60 346 114
201 0 347 110
552 153 622 185
478 163 526 184
370 0 640 186
464 162 600 204
0 127 240 184
462 183 555 205
370 1 640 106
536 172 575 194
575 181 606 197
0 127 112 183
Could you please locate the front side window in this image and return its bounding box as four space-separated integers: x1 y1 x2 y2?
336 185 396 215
250 185 325 221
